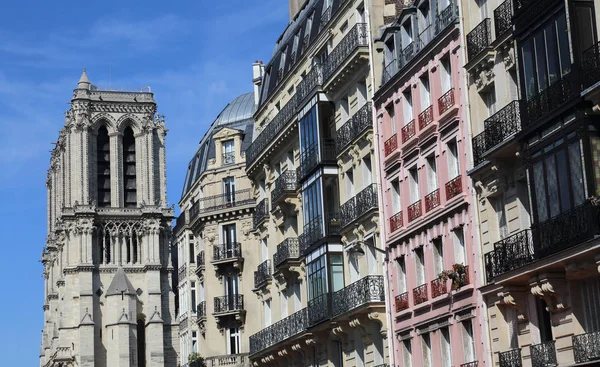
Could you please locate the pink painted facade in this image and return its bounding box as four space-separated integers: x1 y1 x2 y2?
373 3 488 367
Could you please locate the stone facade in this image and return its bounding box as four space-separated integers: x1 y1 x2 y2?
40 71 179 367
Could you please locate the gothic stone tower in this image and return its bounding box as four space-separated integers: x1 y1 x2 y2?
40 71 179 367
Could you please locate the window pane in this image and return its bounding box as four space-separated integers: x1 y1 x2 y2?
546 155 560 218
569 142 585 206
556 13 571 76
545 23 560 85
556 150 572 212
533 162 548 223
535 32 548 92
522 40 536 99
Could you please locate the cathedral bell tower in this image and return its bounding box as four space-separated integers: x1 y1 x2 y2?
40 70 179 367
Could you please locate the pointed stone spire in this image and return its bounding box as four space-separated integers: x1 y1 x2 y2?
106 267 136 297
77 68 91 90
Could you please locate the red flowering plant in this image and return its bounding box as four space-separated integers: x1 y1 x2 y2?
438 263 468 290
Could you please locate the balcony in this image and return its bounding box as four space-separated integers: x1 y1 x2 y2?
395 291 409 312
249 308 308 356
273 238 300 269
196 301 206 319
191 189 254 221
425 189 440 212
438 88 455 115
212 242 243 266
461 362 479 367
452 265 470 290
178 264 187 280
173 211 187 233
195 251 205 279
401 120 416 144
271 171 297 204
466 18 491 61
383 59 399 85
485 229 533 280
530 340 556 367
582 41 600 89
222 151 235 165
413 283 428 305
408 200 422 222
389 211 403 232
205 354 251 367
418 105 434 130
320 6 332 30
253 260 272 289
323 23 369 87
308 293 331 326
332 275 385 317
384 134 398 157
573 330 600 363
336 103 373 155
297 140 336 181
299 213 341 254
340 184 378 228
522 72 575 128
297 64 323 104
499 349 522 367
253 198 269 229
494 0 512 38
445 175 462 200
214 294 244 314
472 101 522 166
431 277 447 298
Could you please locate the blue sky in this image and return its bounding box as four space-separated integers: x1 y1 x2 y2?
0 1 287 363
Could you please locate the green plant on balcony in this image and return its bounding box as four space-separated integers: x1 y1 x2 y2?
439 263 468 290
188 352 205 367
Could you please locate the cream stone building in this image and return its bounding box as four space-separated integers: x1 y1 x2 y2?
173 92 259 367
40 71 179 367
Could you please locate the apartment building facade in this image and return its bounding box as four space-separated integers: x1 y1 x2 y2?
173 92 258 367
374 1 488 366
243 0 395 366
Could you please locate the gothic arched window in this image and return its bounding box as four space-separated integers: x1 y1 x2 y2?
97 126 111 207
123 127 137 207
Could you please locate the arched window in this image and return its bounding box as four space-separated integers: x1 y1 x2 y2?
123 127 137 207
97 126 111 207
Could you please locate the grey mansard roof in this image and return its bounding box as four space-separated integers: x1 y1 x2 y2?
181 92 256 198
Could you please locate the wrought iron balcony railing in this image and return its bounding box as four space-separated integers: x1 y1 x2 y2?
254 259 272 288
408 200 422 222
425 189 440 212
197 251 205 267
383 59 399 84
461 362 479 367
389 211 403 232
435 2 459 31
323 23 368 82
273 237 300 268
189 201 199 221
178 264 187 280
418 105 434 130
197 301 206 319
222 152 235 165
308 293 331 326
297 140 336 181
472 131 487 166
249 308 308 355
253 198 269 229
299 213 341 254
431 277 447 298
173 211 187 233
499 349 522 367
340 197 357 229
530 340 556 367
320 6 332 30
336 102 373 155
438 88 455 115
485 229 533 280
582 41 600 89
472 101 522 166
413 283 428 305
573 330 600 363
523 72 575 127
384 134 398 157
446 175 462 200
494 0 512 38
340 184 378 228
401 120 416 143
193 189 254 218
332 275 385 317
271 170 297 204
297 64 324 103
213 294 244 314
467 18 491 61
395 291 409 312
213 242 242 261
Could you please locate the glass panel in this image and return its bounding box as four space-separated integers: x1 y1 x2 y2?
330 254 344 292
533 162 548 223
556 150 572 212
545 23 560 85
534 32 548 92
556 13 572 76
545 155 560 218
569 142 585 205
522 40 536 100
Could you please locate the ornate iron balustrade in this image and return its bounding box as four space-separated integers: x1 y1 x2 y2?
197 251 205 267
436 3 459 32
246 97 297 168
408 200 422 222
452 265 470 290
178 264 187 280
272 170 297 204
530 340 556 367
299 215 323 254
399 42 417 66
297 64 323 103
499 349 522 367
472 131 487 166
523 72 575 127
340 196 357 229
297 140 336 181
384 134 398 157
401 120 416 143
461 362 479 367
573 330 600 363
323 23 369 82
446 175 462 200
413 283 428 305
332 275 385 317
418 105 434 130
582 41 600 89
222 152 235 165
320 6 332 30
484 229 533 280
467 18 491 61
438 88 455 115
395 291 409 312
213 242 242 261
308 293 331 326
482 100 522 154
390 211 403 232
431 277 447 298
253 198 269 229
205 354 250 367
494 0 512 38
249 308 308 355
173 211 187 233
189 201 199 221
213 294 244 313
341 184 378 228
197 301 206 319
425 189 440 212
254 260 272 288
336 102 373 155
197 188 254 214
273 238 300 268
532 202 600 259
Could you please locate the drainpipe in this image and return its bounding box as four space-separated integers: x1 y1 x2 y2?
364 2 397 366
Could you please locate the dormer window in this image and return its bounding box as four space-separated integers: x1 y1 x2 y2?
223 140 235 165
401 19 413 46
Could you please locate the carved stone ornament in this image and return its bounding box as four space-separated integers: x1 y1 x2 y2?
529 273 568 313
